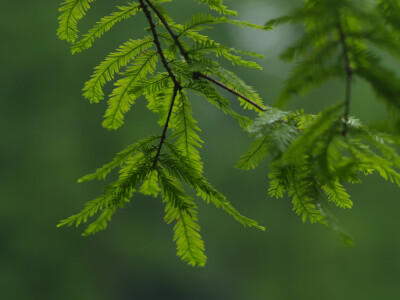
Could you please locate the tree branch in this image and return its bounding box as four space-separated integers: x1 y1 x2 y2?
144 0 191 62
145 0 265 112
153 87 179 168
139 0 181 167
338 22 352 137
139 0 181 90
198 73 266 111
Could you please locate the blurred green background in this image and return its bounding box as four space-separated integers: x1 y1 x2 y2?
1 0 400 299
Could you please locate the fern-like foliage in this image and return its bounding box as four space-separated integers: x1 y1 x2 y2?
236 0 400 243
71 2 142 54
58 0 400 264
195 0 237 16
57 0 267 266
265 0 400 112
239 103 400 244
58 0 96 43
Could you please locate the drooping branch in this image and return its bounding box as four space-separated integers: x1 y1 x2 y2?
139 0 181 167
338 22 352 136
153 86 179 168
145 0 265 112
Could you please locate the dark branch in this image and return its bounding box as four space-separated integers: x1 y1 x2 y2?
139 0 181 90
145 0 266 112
338 22 352 137
153 87 179 168
144 0 191 62
139 0 181 167
198 74 266 111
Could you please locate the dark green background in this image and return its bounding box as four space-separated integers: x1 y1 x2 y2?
1 0 399 299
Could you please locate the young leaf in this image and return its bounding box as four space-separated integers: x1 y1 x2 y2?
58 0 96 43
71 2 142 54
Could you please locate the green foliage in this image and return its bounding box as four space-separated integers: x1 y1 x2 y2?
238 0 400 242
57 0 90 43
71 2 142 54
102 49 159 129
58 0 400 265
164 200 206 267
195 0 237 16
82 37 154 104
58 0 266 266
266 0 400 111
240 103 400 243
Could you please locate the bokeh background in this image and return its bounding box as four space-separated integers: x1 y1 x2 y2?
2 0 400 299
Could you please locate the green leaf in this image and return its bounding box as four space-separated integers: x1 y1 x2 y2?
82 206 117 236
189 40 263 70
164 200 207 267
268 166 291 199
102 50 158 130
288 167 326 224
170 91 203 172
236 137 269 170
188 80 251 128
195 0 237 16
59 151 154 234
71 2 141 54
58 0 96 43
322 181 353 209
280 103 344 165
78 135 159 182
160 147 265 231
139 170 161 197
214 67 265 112
83 37 154 103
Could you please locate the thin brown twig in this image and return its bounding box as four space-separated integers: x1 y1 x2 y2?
140 0 181 89
153 87 179 168
198 73 266 111
139 0 181 167
145 0 266 112
144 0 191 62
